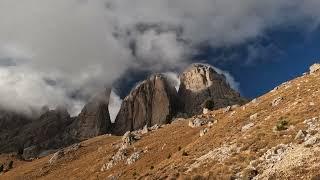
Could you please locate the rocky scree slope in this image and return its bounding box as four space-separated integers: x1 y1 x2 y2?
2 64 320 179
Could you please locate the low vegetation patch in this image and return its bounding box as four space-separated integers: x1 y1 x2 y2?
9 161 13 168
167 153 172 159
202 99 215 110
276 119 289 131
182 150 189 156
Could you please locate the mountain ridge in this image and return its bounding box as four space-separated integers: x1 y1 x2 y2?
1 64 320 179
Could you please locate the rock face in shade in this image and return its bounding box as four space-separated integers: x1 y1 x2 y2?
72 88 112 140
0 108 31 131
0 88 112 155
113 74 179 135
0 107 73 153
178 63 247 116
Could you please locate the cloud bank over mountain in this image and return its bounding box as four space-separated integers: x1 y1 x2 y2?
0 0 319 115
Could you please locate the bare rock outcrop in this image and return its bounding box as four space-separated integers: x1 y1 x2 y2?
113 74 178 135
72 88 112 140
0 107 73 153
0 108 31 131
178 64 247 116
310 63 320 73
0 88 112 155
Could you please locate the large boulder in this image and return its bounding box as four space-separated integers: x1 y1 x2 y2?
178 63 247 116
113 74 178 135
72 88 112 140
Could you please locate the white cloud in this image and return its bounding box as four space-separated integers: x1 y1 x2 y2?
211 66 240 92
108 90 122 123
0 0 320 114
163 72 180 91
0 65 85 116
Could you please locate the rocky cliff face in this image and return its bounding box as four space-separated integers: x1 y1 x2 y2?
0 89 112 154
113 74 178 135
178 63 247 116
72 88 112 140
0 108 31 131
0 63 247 154
0 107 73 153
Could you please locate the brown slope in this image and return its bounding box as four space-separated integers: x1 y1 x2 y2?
2 66 320 179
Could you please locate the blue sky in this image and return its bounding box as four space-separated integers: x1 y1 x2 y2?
201 28 320 98
116 28 320 99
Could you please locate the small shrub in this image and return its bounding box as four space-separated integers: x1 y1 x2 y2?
242 167 258 180
150 166 154 170
178 146 182 151
0 164 3 172
17 148 23 155
182 150 188 156
167 153 172 159
133 171 138 176
276 119 289 131
7 161 13 170
202 99 215 110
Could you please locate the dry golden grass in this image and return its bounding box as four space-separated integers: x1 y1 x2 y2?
2 71 320 179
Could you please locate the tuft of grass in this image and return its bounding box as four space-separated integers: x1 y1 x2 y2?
0 164 3 173
150 165 154 170
132 171 138 176
202 99 215 110
182 150 189 156
276 119 289 131
178 146 182 151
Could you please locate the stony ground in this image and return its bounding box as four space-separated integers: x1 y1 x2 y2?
2 70 320 180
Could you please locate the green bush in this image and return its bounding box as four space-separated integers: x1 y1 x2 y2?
276 119 288 131
202 99 215 110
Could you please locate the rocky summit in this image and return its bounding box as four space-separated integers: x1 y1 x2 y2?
0 64 246 161
113 74 179 135
71 88 112 140
178 63 247 116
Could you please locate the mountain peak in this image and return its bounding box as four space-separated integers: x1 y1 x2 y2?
178 63 247 116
